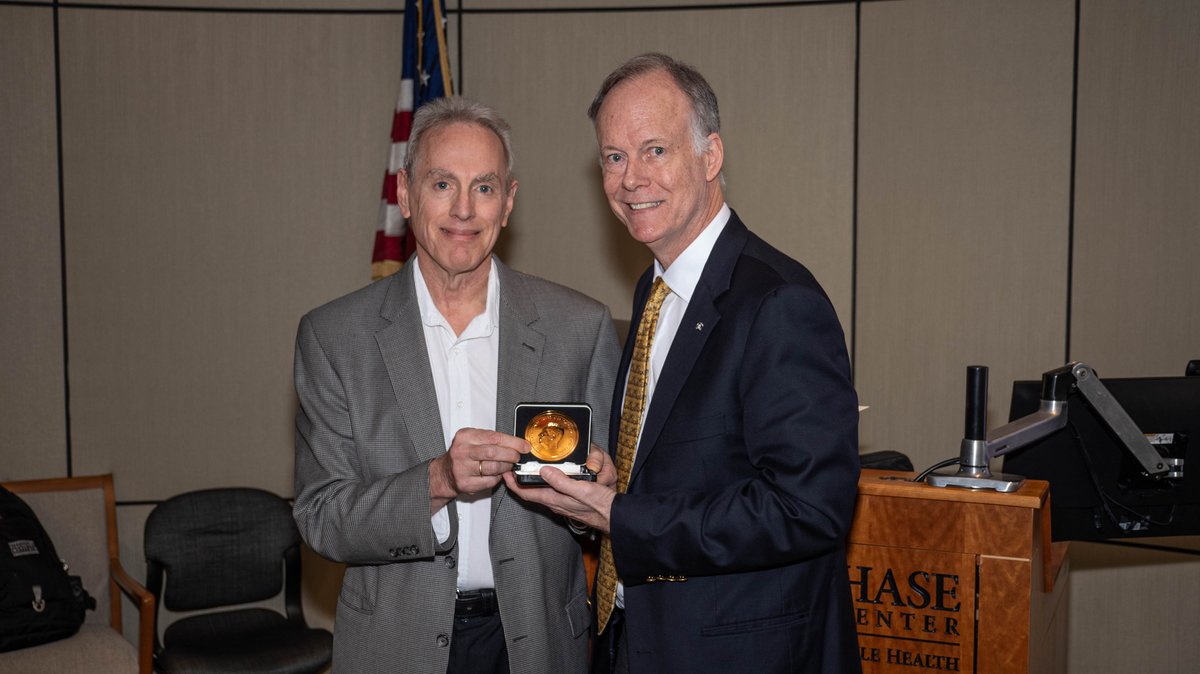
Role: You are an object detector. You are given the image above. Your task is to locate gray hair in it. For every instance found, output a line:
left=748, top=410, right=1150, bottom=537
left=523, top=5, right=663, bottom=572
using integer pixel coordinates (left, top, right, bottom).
left=404, top=96, right=516, bottom=187
left=587, top=52, right=721, bottom=156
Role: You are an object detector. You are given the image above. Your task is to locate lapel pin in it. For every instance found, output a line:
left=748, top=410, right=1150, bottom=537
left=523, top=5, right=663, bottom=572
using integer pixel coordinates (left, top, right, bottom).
left=695, top=322, right=704, bottom=332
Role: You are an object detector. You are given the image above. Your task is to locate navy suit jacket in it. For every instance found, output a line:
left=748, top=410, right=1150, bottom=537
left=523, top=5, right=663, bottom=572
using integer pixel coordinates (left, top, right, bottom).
left=609, top=212, right=862, bottom=673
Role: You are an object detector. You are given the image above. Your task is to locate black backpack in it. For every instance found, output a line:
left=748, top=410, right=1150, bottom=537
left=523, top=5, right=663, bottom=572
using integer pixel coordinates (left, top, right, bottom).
left=0, top=485, right=96, bottom=652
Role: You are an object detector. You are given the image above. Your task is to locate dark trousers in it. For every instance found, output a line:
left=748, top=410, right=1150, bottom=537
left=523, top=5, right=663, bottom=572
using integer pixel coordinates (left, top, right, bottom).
left=447, top=613, right=509, bottom=674
left=592, top=608, right=629, bottom=674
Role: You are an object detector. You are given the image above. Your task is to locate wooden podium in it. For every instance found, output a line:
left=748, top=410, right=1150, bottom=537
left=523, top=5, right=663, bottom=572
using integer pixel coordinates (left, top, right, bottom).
left=848, top=470, right=1070, bottom=674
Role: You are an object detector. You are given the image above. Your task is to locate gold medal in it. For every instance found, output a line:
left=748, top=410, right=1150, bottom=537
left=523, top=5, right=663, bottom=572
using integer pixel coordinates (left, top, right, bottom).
left=523, top=410, right=580, bottom=462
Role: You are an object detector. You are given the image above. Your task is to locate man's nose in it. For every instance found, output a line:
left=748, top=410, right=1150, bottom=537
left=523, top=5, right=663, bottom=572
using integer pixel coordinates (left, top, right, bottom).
left=621, top=159, right=649, bottom=191
left=450, top=189, right=474, bottom=218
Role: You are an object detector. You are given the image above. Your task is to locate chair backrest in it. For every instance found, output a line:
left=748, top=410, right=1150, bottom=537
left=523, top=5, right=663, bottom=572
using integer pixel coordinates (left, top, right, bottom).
left=2, top=475, right=120, bottom=628
left=143, top=487, right=299, bottom=614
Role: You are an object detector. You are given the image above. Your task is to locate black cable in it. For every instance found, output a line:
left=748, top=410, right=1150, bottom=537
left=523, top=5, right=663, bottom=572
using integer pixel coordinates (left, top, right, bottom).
left=912, top=457, right=960, bottom=483
left=1070, top=421, right=1174, bottom=532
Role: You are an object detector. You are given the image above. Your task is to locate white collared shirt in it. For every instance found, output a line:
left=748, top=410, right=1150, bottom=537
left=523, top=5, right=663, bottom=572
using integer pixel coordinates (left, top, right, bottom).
left=617, top=203, right=730, bottom=607
left=646, top=203, right=731, bottom=426
left=414, top=256, right=500, bottom=592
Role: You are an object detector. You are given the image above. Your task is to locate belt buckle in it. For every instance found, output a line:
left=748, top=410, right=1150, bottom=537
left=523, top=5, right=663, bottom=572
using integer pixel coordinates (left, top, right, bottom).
left=455, top=589, right=493, bottom=617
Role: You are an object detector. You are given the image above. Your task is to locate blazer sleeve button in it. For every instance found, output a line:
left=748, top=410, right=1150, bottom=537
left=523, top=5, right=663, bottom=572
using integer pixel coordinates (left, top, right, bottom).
left=437, top=634, right=450, bottom=647
left=445, top=555, right=456, bottom=569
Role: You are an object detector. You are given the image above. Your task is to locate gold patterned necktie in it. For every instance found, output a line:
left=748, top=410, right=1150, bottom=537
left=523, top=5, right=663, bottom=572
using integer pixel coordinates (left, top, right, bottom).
left=596, top=276, right=671, bottom=635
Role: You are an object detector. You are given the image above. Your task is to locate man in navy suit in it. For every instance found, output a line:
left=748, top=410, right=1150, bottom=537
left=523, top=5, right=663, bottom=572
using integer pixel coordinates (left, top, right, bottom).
left=506, top=53, right=862, bottom=673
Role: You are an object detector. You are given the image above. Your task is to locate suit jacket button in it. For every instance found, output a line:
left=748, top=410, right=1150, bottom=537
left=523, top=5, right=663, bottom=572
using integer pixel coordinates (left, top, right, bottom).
left=445, top=555, right=456, bottom=569
left=388, top=548, right=399, bottom=558
left=437, top=634, right=450, bottom=647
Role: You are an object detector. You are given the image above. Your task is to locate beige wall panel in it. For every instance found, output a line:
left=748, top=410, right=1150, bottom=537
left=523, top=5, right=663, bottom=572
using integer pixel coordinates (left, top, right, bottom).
left=97, top=0, right=405, bottom=8
left=461, top=5, right=856, bottom=333
left=856, top=0, right=1074, bottom=467
left=1067, top=540, right=1200, bottom=673
left=58, top=9, right=407, bottom=499
left=0, top=6, right=68, bottom=481
left=1071, top=0, right=1200, bottom=377
left=1064, top=3, right=1200, bottom=673
left=466, top=0, right=824, bottom=8
left=57, top=0, right=804, bottom=8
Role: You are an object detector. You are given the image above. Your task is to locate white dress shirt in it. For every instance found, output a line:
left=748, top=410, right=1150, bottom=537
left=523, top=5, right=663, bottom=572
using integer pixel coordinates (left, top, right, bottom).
left=617, top=203, right=730, bottom=607
left=415, top=256, right=500, bottom=592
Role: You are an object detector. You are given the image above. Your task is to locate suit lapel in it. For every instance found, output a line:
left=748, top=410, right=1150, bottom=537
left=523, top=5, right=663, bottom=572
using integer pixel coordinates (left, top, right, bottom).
left=375, top=265, right=447, bottom=464
left=493, top=260, right=545, bottom=519
left=628, top=214, right=748, bottom=485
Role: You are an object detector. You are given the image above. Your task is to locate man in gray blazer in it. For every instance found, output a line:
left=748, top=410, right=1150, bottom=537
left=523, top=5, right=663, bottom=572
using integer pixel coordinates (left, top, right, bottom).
left=293, top=96, right=620, bottom=673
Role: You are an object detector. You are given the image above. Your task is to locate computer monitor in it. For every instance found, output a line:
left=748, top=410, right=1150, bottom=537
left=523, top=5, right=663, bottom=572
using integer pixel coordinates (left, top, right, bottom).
left=1004, top=375, right=1199, bottom=542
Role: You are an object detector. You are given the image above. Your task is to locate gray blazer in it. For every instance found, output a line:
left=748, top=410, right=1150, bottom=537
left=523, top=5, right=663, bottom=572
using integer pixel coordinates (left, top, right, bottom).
left=293, top=258, right=619, bottom=674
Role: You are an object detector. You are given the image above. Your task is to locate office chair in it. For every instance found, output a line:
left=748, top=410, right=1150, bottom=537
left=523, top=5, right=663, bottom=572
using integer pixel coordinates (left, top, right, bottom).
left=144, top=487, right=332, bottom=674
left=1, top=474, right=155, bottom=673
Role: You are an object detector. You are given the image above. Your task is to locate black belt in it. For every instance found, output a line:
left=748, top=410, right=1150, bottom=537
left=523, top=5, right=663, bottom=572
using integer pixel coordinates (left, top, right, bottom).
left=455, top=588, right=498, bottom=618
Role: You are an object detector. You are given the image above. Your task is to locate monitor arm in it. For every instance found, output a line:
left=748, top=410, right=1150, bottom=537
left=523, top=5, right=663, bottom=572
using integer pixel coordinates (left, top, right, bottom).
left=926, top=362, right=1175, bottom=492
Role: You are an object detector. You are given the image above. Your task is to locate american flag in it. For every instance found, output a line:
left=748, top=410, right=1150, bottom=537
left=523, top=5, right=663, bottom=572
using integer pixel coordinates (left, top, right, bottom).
left=372, top=0, right=453, bottom=280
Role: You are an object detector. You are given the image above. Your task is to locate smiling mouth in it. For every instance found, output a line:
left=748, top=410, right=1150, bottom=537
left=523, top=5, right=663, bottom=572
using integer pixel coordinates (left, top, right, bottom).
left=629, top=201, right=663, bottom=211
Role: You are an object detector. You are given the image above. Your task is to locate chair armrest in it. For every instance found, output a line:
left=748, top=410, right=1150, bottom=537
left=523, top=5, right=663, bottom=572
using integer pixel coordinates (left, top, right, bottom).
left=111, top=559, right=156, bottom=674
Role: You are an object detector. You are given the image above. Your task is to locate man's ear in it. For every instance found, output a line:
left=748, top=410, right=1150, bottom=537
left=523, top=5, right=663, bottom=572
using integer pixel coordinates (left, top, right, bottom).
left=500, top=179, right=519, bottom=228
left=396, top=170, right=412, bottom=218
left=704, top=133, right=724, bottom=182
